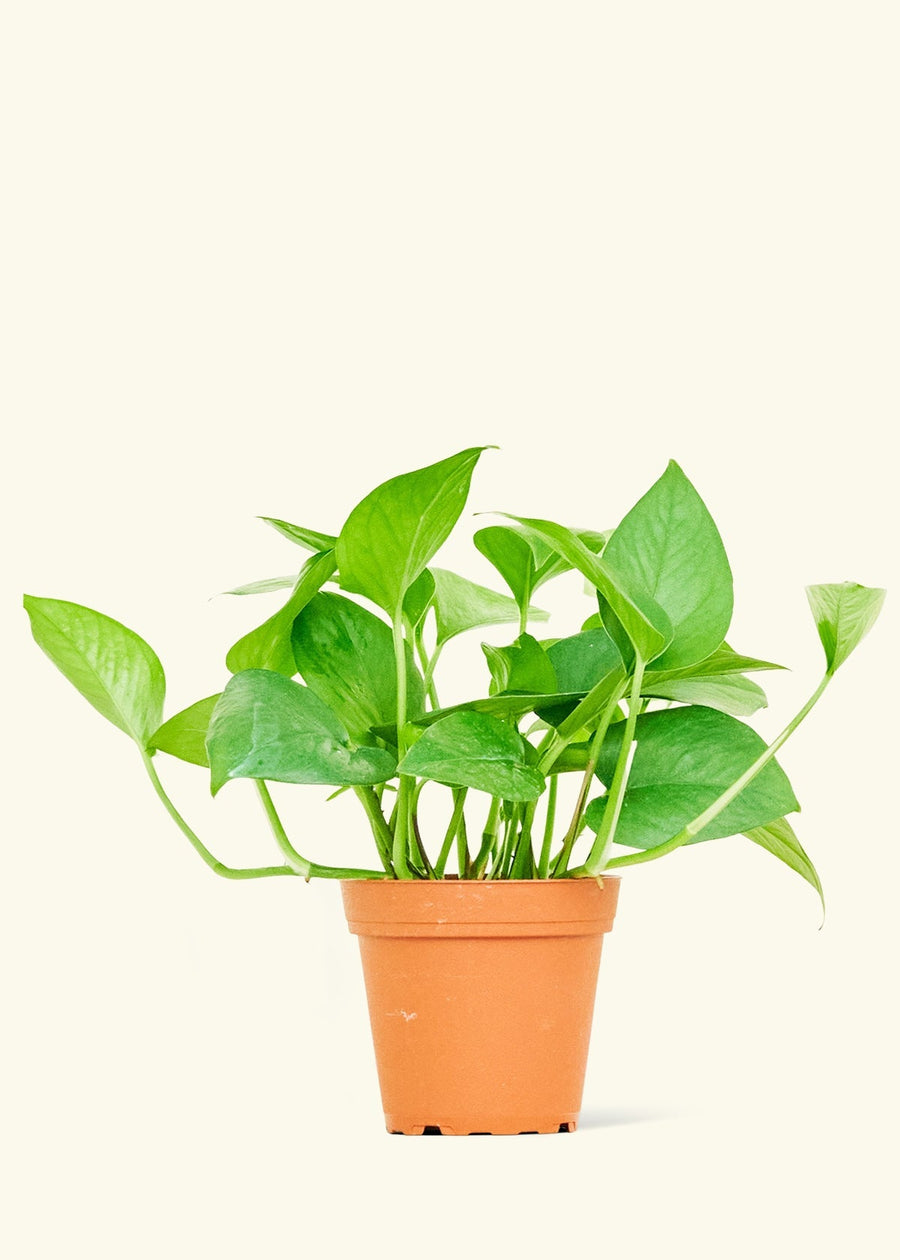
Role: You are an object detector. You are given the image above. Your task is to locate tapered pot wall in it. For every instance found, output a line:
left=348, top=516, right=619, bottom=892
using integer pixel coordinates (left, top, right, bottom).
left=341, top=878, right=620, bottom=1135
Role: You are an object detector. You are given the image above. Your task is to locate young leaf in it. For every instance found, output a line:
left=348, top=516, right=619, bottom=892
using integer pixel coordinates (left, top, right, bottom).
left=600, top=461, right=733, bottom=670
left=500, top=514, right=673, bottom=663
left=398, top=711, right=545, bottom=801
left=259, top=517, right=338, bottom=552
left=482, top=634, right=558, bottom=695
left=584, top=705, right=799, bottom=849
left=226, top=550, right=337, bottom=676
left=806, top=582, right=886, bottom=675
left=431, top=567, right=545, bottom=647
left=745, top=816, right=824, bottom=916
left=336, top=447, right=490, bottom=617
left=221, top=576, right=298, bottom=597
left=150, top=695, right=221, bottom=767
left=473, top=526, right=537, bottom=613
left=207, top=669, right=396, bottom=795
left=642, top=674, right=768, bottom=717
left=291, top=592, right=424, bottom=739
left=23, top=595, right=165, bottom=746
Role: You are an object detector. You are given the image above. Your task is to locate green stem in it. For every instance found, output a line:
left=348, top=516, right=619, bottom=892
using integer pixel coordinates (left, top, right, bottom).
left=456, top=811, right=470, bottom=879
left=472, top=797, right=502, bottom=879
left=255, top=781, right=388, bottom=880
left=353, top=787, right=395, bottom=874
left=422, top=641, right=445, bottom=701
left=581, top=657, right=645, bottom=874
left=537, top=775, right=558, bottom=879
left=551, top=682, right=627, bottom=876
left=140, top=752, right=295, bottom=880
left=435, top=788, right=467, bottom=878
left=596, top=673, right=832, bottom=874
left=414, top=625, right=440, bottom=710
left=392, top=616, right=414, bottom=879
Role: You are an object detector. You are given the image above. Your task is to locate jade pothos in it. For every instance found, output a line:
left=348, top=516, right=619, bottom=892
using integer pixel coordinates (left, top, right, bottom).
left=24, top=450, right=885, bottom=911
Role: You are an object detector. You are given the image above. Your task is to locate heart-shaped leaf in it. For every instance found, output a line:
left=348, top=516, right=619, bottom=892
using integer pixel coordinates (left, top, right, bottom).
left=337, top=448, right=490, bottom=617
left=600, top=461, right=733, bottom=670
left=585, top=705, right=798, bottom=849
left=207, top=669, right=396, bottom=795
left=292, top=592, right=424, bottom=739
left=432, top=567, right=543, bottom=646
left=398, top=711, right=545, bottom=801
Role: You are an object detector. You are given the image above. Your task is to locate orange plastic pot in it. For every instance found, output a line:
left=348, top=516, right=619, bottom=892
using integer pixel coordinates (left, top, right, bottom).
left=341, top=877, right=620, bottom=1135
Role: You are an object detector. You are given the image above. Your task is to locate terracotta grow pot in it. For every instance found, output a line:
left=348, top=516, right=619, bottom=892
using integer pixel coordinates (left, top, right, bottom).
left=341, top=876, right=620, bottom=1135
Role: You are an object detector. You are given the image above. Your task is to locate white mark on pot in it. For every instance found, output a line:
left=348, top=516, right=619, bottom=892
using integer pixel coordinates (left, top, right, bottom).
left=388, top=1009, right=418, bottom=1022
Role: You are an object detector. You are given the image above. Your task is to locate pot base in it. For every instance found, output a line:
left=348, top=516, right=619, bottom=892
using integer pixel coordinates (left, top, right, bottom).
left=386, top=1114, right=577, bottom=1136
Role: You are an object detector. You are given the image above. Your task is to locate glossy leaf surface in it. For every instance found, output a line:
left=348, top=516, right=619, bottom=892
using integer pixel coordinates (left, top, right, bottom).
left=337, top=448, right=489, bottom=616
left=601, top=461, right=733, bottom=670
left=585, top=705, right=798, bottom=849
left=207, top=670, right=396, bottom=795
left=482, top=633, right=558, bottom=695
left=221, top=576, right=298, bottom=597
left=291, top=592, right=424, bottom=738
left=24, top=596, right=165, bottom=745
left=398, top=711, right=545, bottom=801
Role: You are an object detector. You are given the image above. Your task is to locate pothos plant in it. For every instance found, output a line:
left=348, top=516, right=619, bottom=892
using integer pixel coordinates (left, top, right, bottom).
left=24, top=449, right=884, bottom=907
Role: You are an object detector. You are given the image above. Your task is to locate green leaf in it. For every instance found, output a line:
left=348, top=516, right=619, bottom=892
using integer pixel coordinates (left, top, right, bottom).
left=402, top=569, right=435, bottom=632
left=336, top=447, right=490, bottom=617
left=584, top=706, right=799, bottom=849
left=23, top=595, right=165, bottom=746
left=745, top=816, right=825, bottom=917
left=150, top=695, right=221, bottom=767
left=398, top=711, right=545, bottom=801
left=642, top=674, right=768, bottom=717
left=207, top=669, right=396, bottom=795
left=221, top=576, right=298, bottom=596
left=225, top=550, right=337, bottom=676
left=500, top=514, right=673, bottom=663
left=546, top=628, right=622, bottom=693
left=600, top=461, right=733, bottom=670
left=259, top=517, right=337, bottom=552
left=432, top=567, right=545, bottom=647
left=482, top=634, right=558, bottom=695
left=806, top=582, right=886, bottom=675
left=473, top=525, right=537, bottom=613
left=644, top=645, right=784, bottom=685
left=291, top=592, right=424, bottom=739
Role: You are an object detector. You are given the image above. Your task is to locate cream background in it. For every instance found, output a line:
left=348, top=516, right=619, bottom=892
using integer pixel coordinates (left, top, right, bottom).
left=2, top=3, right=898, bottom=1258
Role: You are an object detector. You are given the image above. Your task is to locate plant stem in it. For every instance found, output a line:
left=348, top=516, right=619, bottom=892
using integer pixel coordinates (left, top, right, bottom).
left=551, top=684, right=627, bottom=876
left=472, top=796, right=502, bottom=878
left=596, top=673, right=832, bottom=873
left=392, top=616, right=414, bottom=879
left=581, top=657, right=645, bottom=874
left=537, top=775, right=558, bottom=878
left=255, top=781, right=389, bottom=880
left=353, top=787, right=395, bottom=874
left=140, top=752, right=295, bottom=880
left=414, top=624, right=440, bottom=710
left=435, top=788, right=467, bottom=878
left=422, top=641, right=445, bottom=701
left=456, top=811, right=470, bottom=878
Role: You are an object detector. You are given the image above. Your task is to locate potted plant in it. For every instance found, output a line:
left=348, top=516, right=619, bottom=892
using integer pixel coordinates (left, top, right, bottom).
left=24, top=448, right=884, bottom=1135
